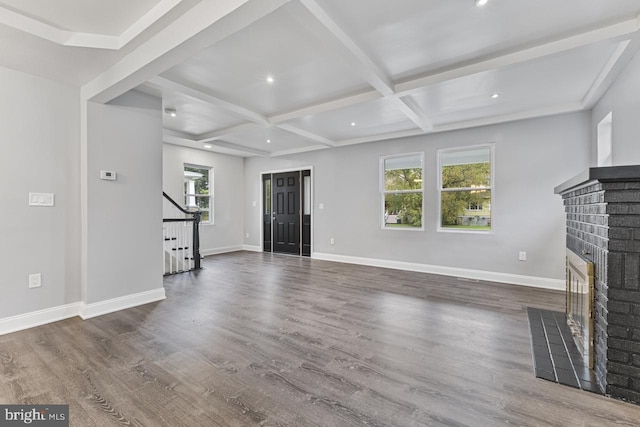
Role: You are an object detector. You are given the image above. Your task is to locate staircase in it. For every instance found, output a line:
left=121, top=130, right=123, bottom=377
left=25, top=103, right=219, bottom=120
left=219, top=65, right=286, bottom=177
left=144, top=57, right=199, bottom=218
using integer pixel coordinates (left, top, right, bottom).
left=163, top=192, right=202, bottom=275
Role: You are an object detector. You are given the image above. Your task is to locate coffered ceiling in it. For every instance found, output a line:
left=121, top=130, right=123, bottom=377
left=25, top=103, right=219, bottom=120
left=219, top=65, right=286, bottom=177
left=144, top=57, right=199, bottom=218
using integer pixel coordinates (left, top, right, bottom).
left=2, top=0, right=640, bottom=157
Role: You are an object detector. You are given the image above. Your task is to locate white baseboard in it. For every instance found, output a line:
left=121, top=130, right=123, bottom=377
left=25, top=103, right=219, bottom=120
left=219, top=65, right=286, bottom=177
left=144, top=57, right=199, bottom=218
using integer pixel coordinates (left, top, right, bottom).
left=0, top=302, right=82, bottom=336
left=201, top=245, right=244, bottom=256
left=312, top=252, right=564, bottom=291
left=242, top=245, right=262, bottom=252
left=79, top=288, right=166, bottom=320
left=0, top=288, right=168, bottom=335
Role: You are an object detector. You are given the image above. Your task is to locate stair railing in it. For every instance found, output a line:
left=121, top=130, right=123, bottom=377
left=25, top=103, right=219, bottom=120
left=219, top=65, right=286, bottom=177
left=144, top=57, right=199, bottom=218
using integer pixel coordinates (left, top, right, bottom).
left=163, top=192, right=202, bottom=274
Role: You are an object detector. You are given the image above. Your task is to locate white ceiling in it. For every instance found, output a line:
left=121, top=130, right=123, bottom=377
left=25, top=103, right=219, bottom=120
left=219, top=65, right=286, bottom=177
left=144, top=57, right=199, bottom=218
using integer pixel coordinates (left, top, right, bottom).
left=2, top=0, right=640, bottom=157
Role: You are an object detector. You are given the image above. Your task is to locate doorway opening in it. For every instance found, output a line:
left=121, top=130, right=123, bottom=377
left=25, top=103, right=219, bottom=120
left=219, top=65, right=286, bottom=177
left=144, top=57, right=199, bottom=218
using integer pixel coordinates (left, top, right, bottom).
left=262, top=169, right=311, bottom=256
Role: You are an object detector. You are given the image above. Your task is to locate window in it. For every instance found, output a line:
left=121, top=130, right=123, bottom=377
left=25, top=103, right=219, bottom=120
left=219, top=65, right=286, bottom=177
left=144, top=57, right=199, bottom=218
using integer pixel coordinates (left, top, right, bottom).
left=597, top=112, right=612, bottom=167
left=184, top=164, right=212, bottom=223
left=381, top=153, right=423, bottom=229
left=439, top=145, right=493, bottom=232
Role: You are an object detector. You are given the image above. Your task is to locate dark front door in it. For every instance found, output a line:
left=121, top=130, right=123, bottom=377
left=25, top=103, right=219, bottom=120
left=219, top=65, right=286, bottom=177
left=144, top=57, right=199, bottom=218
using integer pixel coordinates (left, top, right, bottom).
left=262, top=174, right=272, bottom=252
left=273, top=171, right=300, bottom=254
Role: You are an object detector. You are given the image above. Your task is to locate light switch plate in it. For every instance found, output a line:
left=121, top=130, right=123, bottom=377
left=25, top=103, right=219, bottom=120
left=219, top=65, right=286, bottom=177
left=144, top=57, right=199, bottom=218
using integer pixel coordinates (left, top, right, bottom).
left=29, top=193, right=54, bottom=206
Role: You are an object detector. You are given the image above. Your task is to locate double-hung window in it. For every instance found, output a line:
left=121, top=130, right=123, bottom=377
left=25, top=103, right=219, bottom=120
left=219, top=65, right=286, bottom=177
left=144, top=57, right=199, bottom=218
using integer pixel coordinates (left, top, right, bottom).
left=438, top=145, right=493, bottom=232
left=381, top=153, right=423, bottom=229
left=184, top=164, right=213, bottom=224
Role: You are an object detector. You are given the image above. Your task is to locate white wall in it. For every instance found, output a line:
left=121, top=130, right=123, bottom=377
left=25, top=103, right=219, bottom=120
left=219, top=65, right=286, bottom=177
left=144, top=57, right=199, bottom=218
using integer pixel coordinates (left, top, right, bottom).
left=592, top=50, right=640, bottom=165
left=244, top=112, right=591, bottom=285
left=162, top=144, right=244, bottom=254
left=86, top=90, right=163, bottom=304
left=0, top=66, right=80, bottom=318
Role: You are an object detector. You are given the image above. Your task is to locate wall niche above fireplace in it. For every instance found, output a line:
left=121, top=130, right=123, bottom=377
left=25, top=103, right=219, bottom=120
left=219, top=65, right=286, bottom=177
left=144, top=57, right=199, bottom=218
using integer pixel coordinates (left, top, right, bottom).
left=556, top=165, right=640, bottom=404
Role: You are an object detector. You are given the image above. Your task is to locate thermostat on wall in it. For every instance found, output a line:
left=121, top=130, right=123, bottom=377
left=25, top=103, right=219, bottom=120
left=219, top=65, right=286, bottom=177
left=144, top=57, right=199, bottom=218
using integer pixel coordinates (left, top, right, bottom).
left=100, top=170, right=117, bottom=181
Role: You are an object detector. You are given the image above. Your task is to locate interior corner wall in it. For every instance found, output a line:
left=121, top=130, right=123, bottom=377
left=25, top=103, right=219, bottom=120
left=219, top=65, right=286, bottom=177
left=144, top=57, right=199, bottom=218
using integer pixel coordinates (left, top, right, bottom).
left=243, top=112, right=591, bottom=284
left=86, top=90, right=163, bottom=304
left=592, top=49, right=640, bottom=166
left=162, top=144, right=244, bottom=254
left=0, top=66, right=80, bottom=319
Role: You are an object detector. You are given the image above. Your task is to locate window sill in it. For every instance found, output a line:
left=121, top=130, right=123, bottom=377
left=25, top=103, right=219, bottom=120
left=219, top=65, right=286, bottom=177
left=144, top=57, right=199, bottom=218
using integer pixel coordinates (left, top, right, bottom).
left=437, top=227, right=493, bottom=235
left=381, top=226, right=424, bottom=232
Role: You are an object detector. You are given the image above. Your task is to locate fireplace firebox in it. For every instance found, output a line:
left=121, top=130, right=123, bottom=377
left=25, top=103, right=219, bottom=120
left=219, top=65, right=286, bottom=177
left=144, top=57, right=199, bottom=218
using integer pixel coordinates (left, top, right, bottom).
left=565, top=248, right=595, bottom=369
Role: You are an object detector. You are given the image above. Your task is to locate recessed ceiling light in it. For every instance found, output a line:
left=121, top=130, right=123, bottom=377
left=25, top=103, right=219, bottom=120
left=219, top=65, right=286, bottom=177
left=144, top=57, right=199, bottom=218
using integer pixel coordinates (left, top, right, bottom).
left=491, top=93, right=500, bottom=99
left=350, top=122, right=356, bottom=127
left=475, top=0, right=488, bottom=6
left=204, top=144, right=212, bottom=149
left=164, top=108, right=177, bottom=117
left=266, top=139, right=271, bottom=143
left=266, top=76, right=275, bottom=84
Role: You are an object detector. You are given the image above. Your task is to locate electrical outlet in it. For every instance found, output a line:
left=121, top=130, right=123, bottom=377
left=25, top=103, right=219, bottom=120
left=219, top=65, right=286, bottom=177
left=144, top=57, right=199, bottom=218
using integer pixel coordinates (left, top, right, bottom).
left=330, top=238, right=335, bottom=245
left=519, top=251, right=527, bottom=261
left=29, top=273, right=41, bottom=288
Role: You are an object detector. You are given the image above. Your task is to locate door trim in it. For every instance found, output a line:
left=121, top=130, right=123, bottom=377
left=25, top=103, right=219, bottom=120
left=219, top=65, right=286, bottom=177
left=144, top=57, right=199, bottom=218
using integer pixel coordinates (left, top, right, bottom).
left=259, top=166, right=313, bottom=257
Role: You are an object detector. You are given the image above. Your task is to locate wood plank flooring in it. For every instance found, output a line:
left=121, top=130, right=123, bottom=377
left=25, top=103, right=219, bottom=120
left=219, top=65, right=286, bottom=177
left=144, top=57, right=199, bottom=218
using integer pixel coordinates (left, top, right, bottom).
left=2, top=251, right=640, bottom=426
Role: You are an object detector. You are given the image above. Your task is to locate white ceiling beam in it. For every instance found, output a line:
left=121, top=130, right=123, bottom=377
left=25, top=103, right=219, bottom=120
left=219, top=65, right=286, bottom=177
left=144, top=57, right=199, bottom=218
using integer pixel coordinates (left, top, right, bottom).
left=209, top=141, right=270, bottom=157
left=163, top=133, right=267, bottom=157
left=582, top=38, right=637, bottom=108
left=270, top=145, right=329, bottom=157
left=118, top=0, right=184, bottom=49
left=338, top=129, right=424, bottom=147
left=149, top=76, right=269, bottom=125
left=83, top=0, right=292, bottom=103
left=0, top=6, right=71, bottom=46
left=268, top=90, right=381, bottom=124
left=298, top=0, right=434, bottom=138
left=197, top=123, right=260, bottom=143
left=163, top=129, right=198, bottom=144
left=389, top=98, right=432, bottom=132
left=162, top=128, right=269, bottom=157
left=298, top=0, right=394, bottom=96
left=337, top=102, right=585, bottom=147
left=0, top=0, right=182, bottom=50
left=276, top=124, right=337, bottom=147
left=432, top=103, right=584, bottom=134
left=395, top=16, right=640, bottom=97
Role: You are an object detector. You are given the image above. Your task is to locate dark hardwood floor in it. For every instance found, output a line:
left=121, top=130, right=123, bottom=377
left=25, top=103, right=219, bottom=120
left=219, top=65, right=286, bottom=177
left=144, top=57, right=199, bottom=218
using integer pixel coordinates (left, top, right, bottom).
left=2, top=251, right=640, bottom=426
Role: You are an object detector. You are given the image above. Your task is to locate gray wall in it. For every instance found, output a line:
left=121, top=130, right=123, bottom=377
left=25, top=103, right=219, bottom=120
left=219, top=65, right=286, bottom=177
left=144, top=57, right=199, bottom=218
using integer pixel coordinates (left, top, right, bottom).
left=592, top=50, right=640, bottom=166
left=244, top=112, right=591, bottom=281
left=162, top=144, right=244, bottom=253
left=86, top=90, right=163, bottom=304
left=0, top=66, right=80, bottom=318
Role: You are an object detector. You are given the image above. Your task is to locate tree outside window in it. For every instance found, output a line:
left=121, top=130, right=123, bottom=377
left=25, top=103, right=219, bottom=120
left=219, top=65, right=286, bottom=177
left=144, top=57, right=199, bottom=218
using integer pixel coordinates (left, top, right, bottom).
left=439, top=146, right=492, bottom=231
left=184, top=165, right=212, bottom=223
left=381, top=154, right=423, bottom=229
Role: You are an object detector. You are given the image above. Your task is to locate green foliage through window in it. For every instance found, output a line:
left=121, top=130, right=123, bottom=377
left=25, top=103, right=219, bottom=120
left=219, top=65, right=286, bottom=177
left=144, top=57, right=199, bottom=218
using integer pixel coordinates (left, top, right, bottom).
left=184, top=165, right=212, bottom=223
left=439, top=147, right=492, bottom=230
left=382, top=155, right=423, bottom=228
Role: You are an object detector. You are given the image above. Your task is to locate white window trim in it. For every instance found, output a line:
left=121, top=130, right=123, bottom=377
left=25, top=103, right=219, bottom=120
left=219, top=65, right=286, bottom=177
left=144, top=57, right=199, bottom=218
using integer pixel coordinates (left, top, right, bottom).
left=184, top=163, right=214, bottom=225
left=437, top=144, right=494, bottom=234
left=380, top=152, right=425, bottom=231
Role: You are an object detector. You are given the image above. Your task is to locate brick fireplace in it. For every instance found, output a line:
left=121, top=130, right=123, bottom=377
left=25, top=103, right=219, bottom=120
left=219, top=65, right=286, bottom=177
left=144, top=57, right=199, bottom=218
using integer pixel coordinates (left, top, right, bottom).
left=556, top=165, right=640, bottom=403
